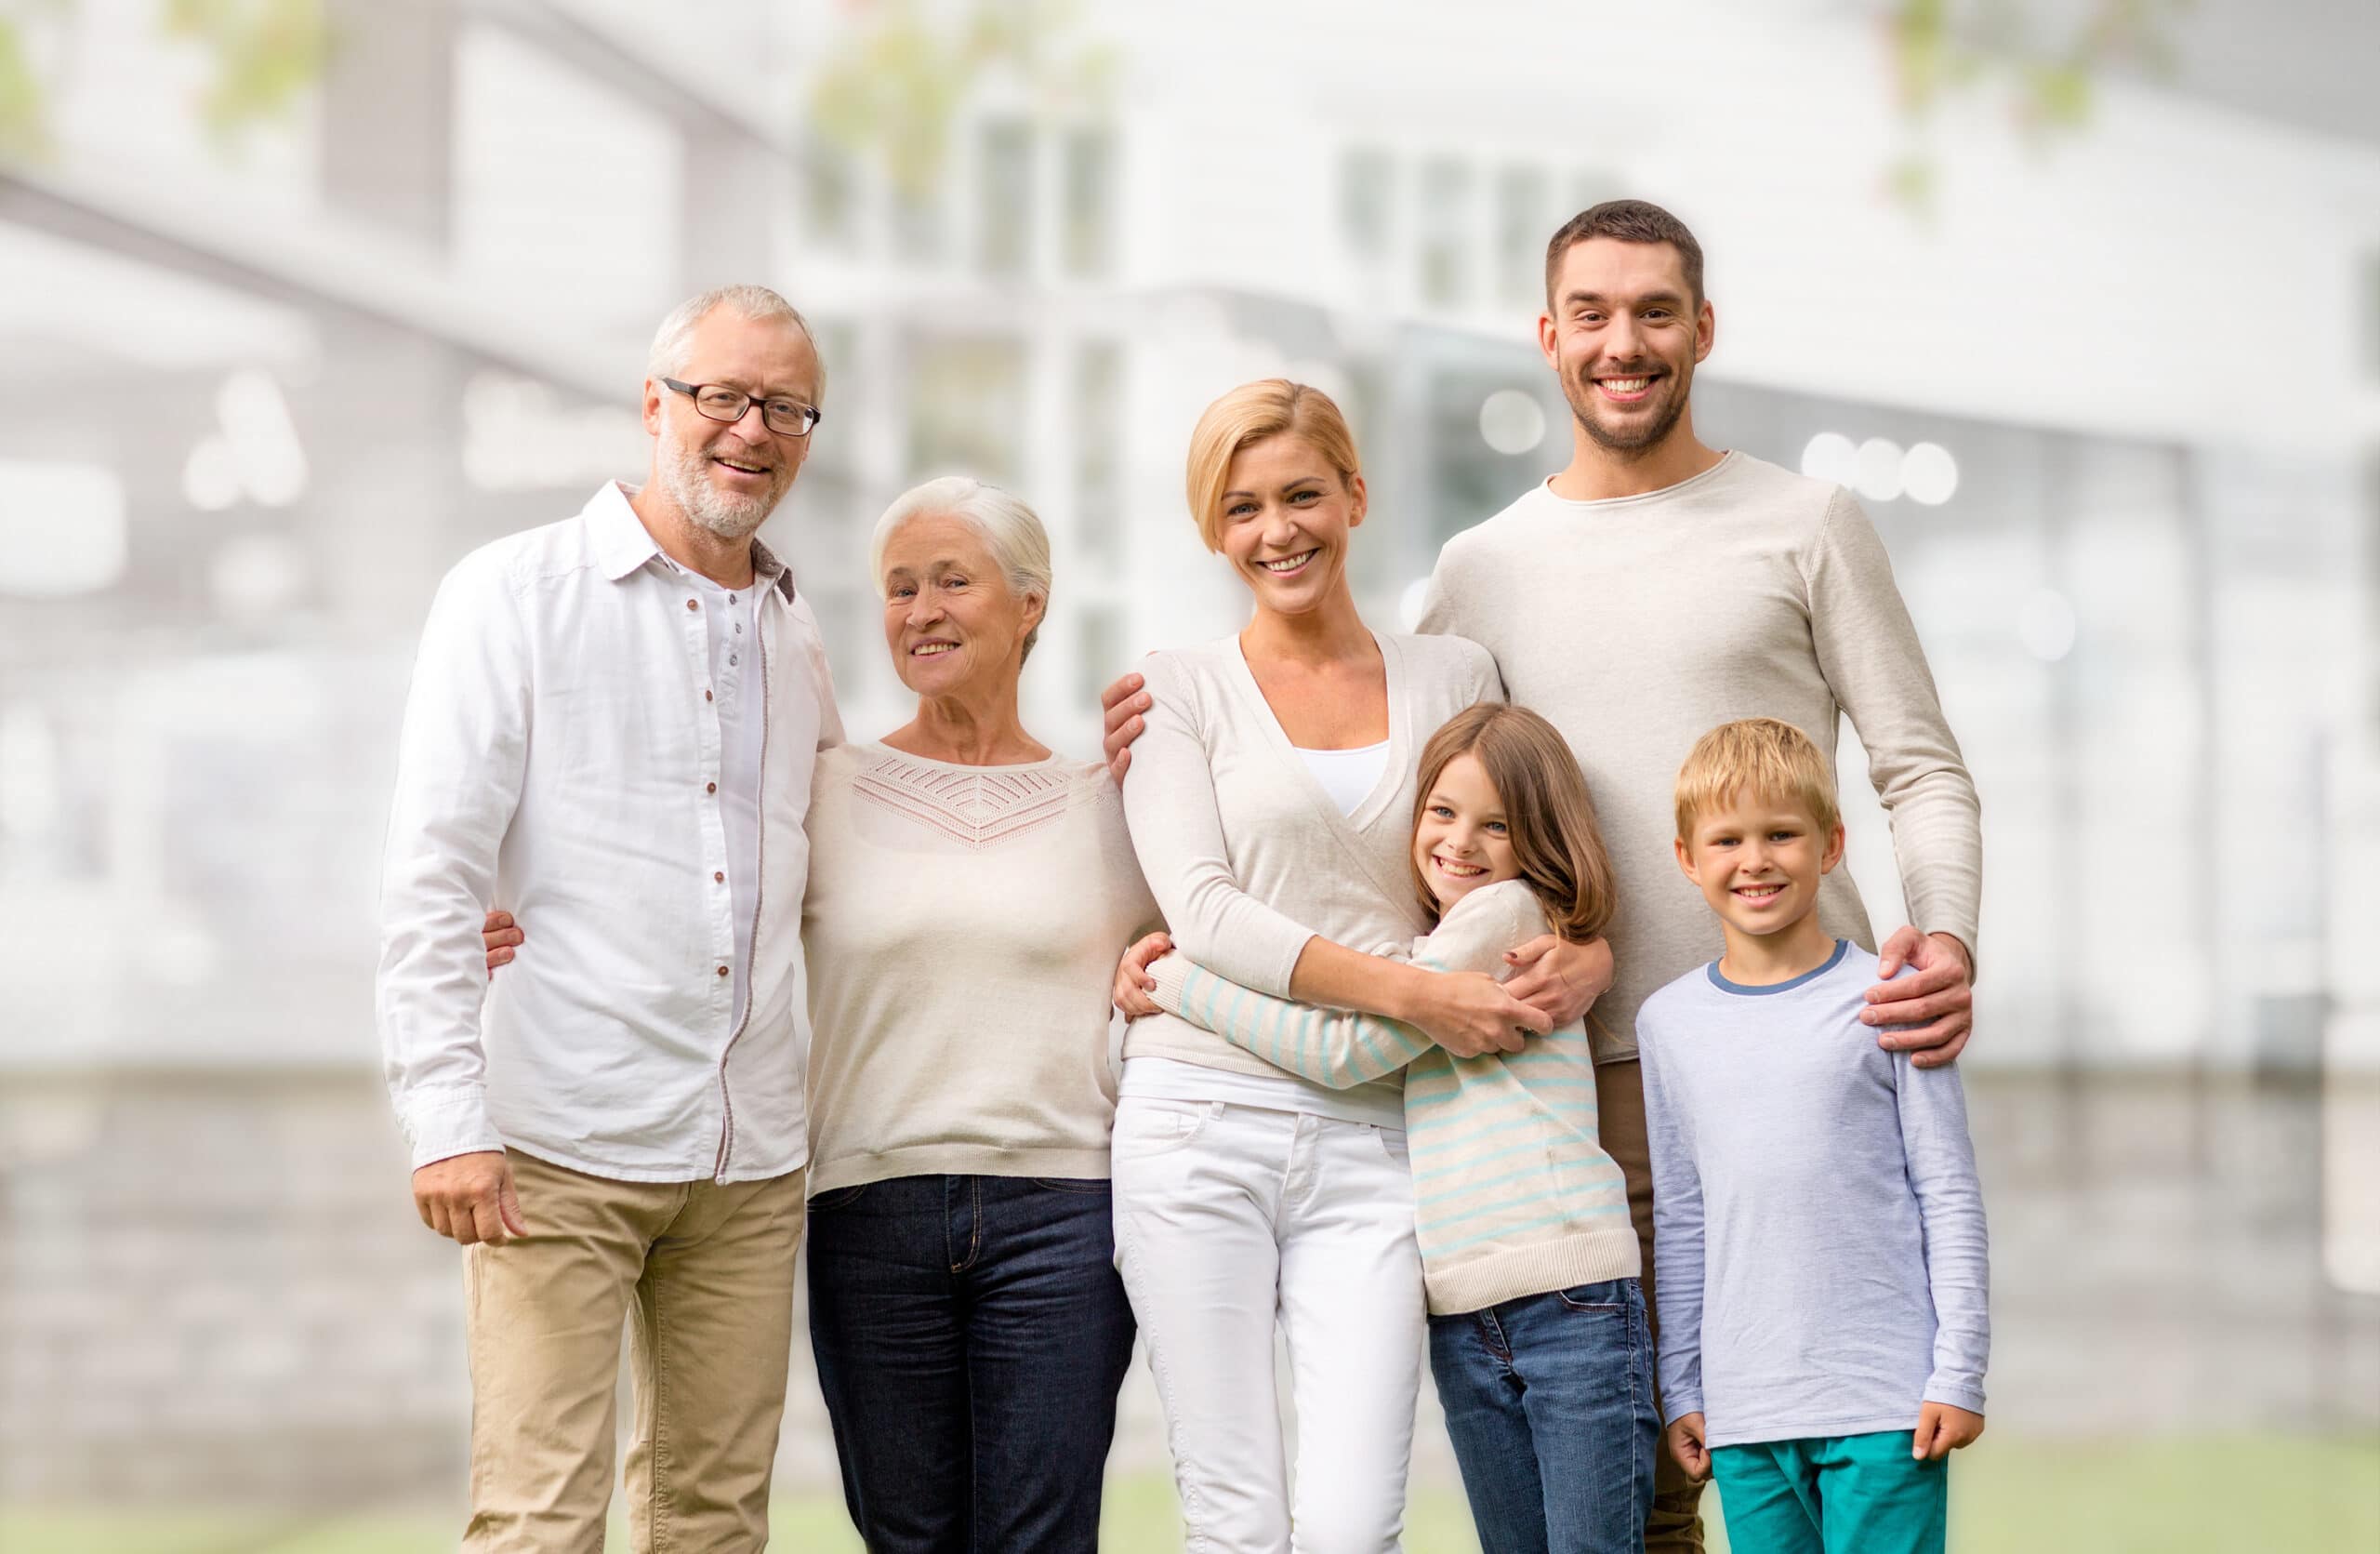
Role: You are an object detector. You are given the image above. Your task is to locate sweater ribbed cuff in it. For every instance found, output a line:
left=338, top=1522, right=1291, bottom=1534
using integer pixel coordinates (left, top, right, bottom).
left=1147, top=955, right=1193, bottom=1019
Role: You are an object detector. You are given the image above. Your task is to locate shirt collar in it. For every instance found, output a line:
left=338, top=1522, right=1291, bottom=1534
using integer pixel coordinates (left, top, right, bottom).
left=583, top=480, right=799, bottom=602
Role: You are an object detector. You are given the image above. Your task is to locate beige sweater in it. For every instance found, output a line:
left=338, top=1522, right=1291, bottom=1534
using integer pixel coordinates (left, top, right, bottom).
left=801, top=743, right=1158, bottom=1193
left=1420, top=452, right=1981, bottom=1064
left=1117, top=631, right=1501, bottom=1099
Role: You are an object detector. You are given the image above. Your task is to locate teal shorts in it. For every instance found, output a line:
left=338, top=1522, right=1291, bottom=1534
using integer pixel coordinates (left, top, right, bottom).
left=1710, top=1430, right=1948, bottom=1554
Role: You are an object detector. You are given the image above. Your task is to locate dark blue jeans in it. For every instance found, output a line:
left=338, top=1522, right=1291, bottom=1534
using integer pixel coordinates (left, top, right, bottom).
left=1427, top=1276, right=1659, bottom=1554
left=806, top=1173, right=1137, bottom=1553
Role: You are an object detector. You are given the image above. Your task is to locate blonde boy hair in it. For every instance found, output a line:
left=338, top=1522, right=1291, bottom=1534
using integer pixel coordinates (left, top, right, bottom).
left=1673, top=718, right=1841, bottom=842
left=1183, top=379, right=1362, bottom=552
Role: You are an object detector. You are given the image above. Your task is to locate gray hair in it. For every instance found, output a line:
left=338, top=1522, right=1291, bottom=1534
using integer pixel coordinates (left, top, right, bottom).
left=869, top=476, right=1053, bottom=660
left=645, top=284, right=826, bottom=402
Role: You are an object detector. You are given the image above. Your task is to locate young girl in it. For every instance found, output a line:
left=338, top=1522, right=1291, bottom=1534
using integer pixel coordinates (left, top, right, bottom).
left=1134, top=701, right=1656, bottom=1554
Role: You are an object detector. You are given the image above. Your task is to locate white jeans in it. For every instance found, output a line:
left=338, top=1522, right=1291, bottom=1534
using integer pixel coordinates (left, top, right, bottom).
left=1111, top=1096, right=1424, bottom=1554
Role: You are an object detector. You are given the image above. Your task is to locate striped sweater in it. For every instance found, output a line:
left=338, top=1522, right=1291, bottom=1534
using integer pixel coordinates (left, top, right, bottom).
left=1147, top=879, right=1640, bottom=1315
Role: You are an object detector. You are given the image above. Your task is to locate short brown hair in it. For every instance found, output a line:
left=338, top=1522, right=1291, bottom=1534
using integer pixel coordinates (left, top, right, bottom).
left=1673, top=718, right=1841, bottom=843
left=1543, top=199, right=1705, bottom=309
left=1183, top=379, right=1362, bottom=552
left=1410, top=703, right=1618, bottom=945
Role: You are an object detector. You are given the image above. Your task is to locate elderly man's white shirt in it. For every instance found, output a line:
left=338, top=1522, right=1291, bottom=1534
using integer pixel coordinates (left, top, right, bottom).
left=377, top=482, right=841, bottom=1183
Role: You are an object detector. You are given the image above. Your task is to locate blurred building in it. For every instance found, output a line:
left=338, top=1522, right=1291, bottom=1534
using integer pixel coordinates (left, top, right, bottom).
left=1, top=0, right=2376, bottom=1517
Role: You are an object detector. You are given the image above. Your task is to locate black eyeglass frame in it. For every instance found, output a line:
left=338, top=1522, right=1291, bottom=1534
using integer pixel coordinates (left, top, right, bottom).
left=659, top=377, right=824, bottom=437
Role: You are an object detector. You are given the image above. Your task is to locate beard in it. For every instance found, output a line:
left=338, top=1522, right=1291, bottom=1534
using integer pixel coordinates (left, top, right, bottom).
left=660, top=435, right=787, bottom=541
left=1561, top=362, right=1692, bottom=456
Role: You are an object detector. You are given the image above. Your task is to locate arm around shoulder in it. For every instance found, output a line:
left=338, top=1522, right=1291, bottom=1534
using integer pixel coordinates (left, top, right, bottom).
left=1806, top=488, right=1982, bottom=957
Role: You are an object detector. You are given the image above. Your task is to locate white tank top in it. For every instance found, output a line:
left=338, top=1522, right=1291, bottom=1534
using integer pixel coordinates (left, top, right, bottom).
left=1297, top=739, right=1391, bottom=817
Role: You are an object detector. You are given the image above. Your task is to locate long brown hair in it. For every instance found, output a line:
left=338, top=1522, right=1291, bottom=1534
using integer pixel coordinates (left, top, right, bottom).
left=1409, top=703, right=1618, bottom=945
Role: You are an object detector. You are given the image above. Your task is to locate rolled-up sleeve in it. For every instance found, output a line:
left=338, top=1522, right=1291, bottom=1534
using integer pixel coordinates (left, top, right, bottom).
left=375, top=551, right=532, bottom=1169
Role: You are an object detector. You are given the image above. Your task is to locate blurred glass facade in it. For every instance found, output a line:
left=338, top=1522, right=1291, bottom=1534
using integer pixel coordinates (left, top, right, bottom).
left=1, top=0, right=2375, bottom=1546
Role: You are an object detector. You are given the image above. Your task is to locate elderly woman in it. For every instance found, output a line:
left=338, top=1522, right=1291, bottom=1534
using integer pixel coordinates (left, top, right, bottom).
left=483, top=476, right=1156, bottom=1552
left=796, top=475, right=1155, bottom=1551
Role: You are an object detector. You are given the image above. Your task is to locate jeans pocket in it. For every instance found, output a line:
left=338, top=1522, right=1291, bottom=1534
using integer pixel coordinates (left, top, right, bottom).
left=1372, top=1124, right=1412, bottom=1166
left=1554, top=1277, right=1633, bottom=1313
left=807, top=1183, right=869, bottom=1212
left=1031, top=1176, right=1114, bottom=1194
left=1109, top=1100, right=1214, bottom=1159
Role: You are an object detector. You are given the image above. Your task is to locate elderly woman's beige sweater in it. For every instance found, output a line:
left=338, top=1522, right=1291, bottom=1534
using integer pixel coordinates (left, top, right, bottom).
left=800, top=743, right=1158, bottom=1194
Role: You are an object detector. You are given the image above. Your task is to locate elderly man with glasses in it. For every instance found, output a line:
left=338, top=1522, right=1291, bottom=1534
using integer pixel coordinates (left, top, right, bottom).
left=376, top=285, right=840, bottom=1551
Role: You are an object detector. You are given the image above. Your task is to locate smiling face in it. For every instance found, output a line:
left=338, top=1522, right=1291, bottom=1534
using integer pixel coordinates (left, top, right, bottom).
left=645, top=307, right=819, bottom=541
left=879, top=513, right=1043, bottom=703
left=1411, top=751, right=1523, bottom=912
left=1673, top=788, right=1845, bottom=946
left=1215, top=433, right=1366, bottom=618
left=1540, top=236, right=1713, bottom=458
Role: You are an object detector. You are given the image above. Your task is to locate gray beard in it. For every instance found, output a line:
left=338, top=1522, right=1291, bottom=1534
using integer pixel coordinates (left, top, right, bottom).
left=664, top=445, right=777, bottom=540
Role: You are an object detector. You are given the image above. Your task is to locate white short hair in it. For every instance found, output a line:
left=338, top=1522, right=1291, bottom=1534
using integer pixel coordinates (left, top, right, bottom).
left=646, top=285, right=826, bottom=402
left=869, top=476, right=1054, bottom=660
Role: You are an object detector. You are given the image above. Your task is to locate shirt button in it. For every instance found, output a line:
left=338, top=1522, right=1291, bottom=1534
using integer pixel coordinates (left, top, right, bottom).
left=686, top=599, right=698, bottom=611
left=705, top=689, right=714, bottom=701
left=729, top=655, right=739, bottom=667
left=714, top=871, right=725, bottom=883
left=734, top=623, right=744, bottom=635
left=728, top=593, right=736, bottom=604
left=706, top=781, right=717, bottom=793
left=717, top=965, right=730, bottom=977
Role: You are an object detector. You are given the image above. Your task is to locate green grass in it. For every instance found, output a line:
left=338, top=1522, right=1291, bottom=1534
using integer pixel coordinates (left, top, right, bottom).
left=5, top=1435, right=2373, bottom=1552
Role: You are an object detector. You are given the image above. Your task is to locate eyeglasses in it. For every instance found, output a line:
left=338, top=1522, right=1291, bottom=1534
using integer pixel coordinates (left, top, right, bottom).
left=659, top=378, right=823, bottom=438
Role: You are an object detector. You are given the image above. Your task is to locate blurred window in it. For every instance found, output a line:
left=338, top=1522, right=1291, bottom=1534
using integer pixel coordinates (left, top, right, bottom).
left=1074, top=340, right=1122, bottom=566
left=2364, top=247, right=2380, bottom=382
left=906, top=334, right=1027, bottom=484
left=978, top=117, right=1035, bottom=277
left=1078, top=604, right=1121, bottom=709
left=803, top=144, right=860, bottom=255
left=1061, top=126, right=1117, bottom=277
left=1570, top=170, right=1616, bottom=219
left=452, top=24, right=679, bottom=321
left=1418, top=158, right=1474, bottom=309
left=1496, top=165, right=1549, bottom=305
left=893, top=183, right=944, bottom=265
left=1339, top=147, right=1393, bottom=258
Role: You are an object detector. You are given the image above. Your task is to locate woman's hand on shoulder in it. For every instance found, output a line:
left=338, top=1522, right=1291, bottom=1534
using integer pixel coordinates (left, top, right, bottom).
left=1100, top=671, right=1151, bottom=785
left=1503, top=934, right=1614, bottom=1029
left=1113, top=931, right=1172, bottom=1020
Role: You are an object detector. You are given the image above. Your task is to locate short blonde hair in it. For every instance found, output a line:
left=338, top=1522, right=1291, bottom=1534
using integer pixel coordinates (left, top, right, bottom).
left=1673, top=718, right=1841, bottom=842
left=869, top=475, right=1053, bottom=660
left=1183, top=379, right=1362, bottom=552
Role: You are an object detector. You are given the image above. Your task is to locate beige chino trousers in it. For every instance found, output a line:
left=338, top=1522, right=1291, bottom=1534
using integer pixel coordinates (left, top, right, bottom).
left=462, top=1148, right=805, bottom=1554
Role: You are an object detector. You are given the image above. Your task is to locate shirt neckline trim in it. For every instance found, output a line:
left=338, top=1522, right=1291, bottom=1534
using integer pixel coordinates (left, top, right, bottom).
left=1706, top=937, right=1850, bottom=996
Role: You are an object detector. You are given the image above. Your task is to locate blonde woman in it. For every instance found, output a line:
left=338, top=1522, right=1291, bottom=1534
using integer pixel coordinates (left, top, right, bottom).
left=1109, top=381, right=1608, bottom=1551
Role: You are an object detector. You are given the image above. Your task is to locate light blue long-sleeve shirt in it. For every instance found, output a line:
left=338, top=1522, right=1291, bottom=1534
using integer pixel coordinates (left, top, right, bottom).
left=1638, top=940, right=1990, bottom=1446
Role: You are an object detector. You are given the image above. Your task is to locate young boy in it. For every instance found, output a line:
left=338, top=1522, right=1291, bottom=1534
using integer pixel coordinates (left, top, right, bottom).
left=1637, top=718, right=1990, bottom=1554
